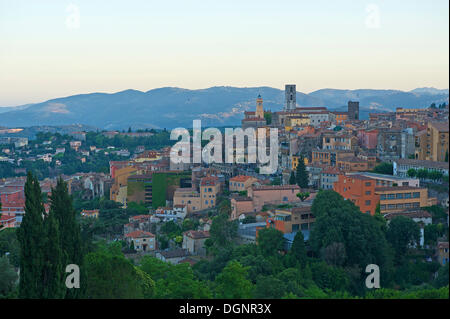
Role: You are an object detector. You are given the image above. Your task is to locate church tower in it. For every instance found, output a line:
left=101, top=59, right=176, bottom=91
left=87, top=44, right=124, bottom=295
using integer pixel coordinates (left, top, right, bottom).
left=285, top=84, right=296, bottom=111
left=256, top=94, right=264, bottom=119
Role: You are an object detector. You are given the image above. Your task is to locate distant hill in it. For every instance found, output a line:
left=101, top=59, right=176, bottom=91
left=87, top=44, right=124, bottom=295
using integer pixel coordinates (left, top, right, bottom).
left=0, top=86, right=447, bottom=130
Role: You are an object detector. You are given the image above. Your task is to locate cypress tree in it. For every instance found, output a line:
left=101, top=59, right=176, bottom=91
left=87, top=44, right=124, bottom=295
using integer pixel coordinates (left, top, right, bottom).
left=289, top=171, right=296, bottom=185
left=49, top=177, right=83, bottom=298
left=42, top=212, right=65, bottom=298
left=295, top=155, right=309, bottom=188
left=17, top=172, right=46, bottom=298
left=290, top=231, right=307, bottom=267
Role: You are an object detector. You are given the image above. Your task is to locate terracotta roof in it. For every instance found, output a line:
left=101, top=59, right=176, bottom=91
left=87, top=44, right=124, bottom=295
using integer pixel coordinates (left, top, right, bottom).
left=252, top=185, right=300, bottom=191
left=200, top=176, right=219, bottom=186
left=125, top=230, right=155, bottom=238
left=183, top=230, right=210, bottom=239
left=230, top=175, right=254, bottom=182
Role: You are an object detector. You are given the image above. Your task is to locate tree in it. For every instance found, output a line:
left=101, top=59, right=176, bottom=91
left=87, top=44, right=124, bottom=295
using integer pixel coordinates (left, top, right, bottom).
left=295, top=155, right=309, bottom=188
left=42, top=212, right=65, bottom=299
left=264, top=112, right=272, bottom=125
left=257, top=228, right=285, bottom=257
left=296, top=192, right=310, bottom=202
left=0, top=255, right=18, bottom=298
left=373, top=162, right=393, bottom=175
left=214, top=261, right=253, bottom=298
left=288, top=231, right=307, bottom=267
left=83, top=244, right=149, bottom=298
left=289, top=171, right=296, bottom=185
left=17, top=172, right=46, bottom=298
left=386, top=216, right=420, bottom=262
left=407, top=168, right=417, bottom=178
left=254, top=276, right=286, bottom=298
left=320, top=242, right=347, bottom=267
left=208, top=213, right=238, bottom=251
left=309, top=190, right=393, bottom=274
left=49, top=177, right=83, bottom=298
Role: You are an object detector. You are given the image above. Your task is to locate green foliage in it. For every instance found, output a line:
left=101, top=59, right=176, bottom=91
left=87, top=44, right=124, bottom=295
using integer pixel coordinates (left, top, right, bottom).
left=0, top=255, right=18, bottom=298
left=208, top=213, right=238, bottom=254
left=83, top=245, right=151, bottom=298
left=17, top=172, right=46, bottom=298
left=309, top=190, right=393, bottom=279
left=373, top=162, right=393, bottom=175
left=257, top=228, right=284, bottom=257
left=296, top=192, right=310, bottom=202
left=214, top=261, right=254, bottom=298
left=287, top=231, right=307, bottom=267
left=386, top=216, right=420, bottom=262
left=296, top=155, right=309, bottom=188
left=264, top=112, right=272, bottom=125
left=0, top=228, right=20, bottom=268
left=289, top=171, right=296, bottom=185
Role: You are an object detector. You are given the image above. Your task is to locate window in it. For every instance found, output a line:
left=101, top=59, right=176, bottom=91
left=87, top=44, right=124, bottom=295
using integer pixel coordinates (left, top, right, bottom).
left=205, top=201, right=208, bottom=205
left=387, top=194, right=395, bottom=200
left=365, top=182, right=371, bottom=186
left=396, top=193, right=404, bottom=199
left=404, top=193, right=412, bottom=199
left=380, top=194, right=386, bottom=200
left=365, top=200, right=371, bottom=205
left=387, top=204, right=396, bottom=210
left=413, top=192, right=420, bottom=198
left=380, top=205, right=386, bottom=210
left=365, top=191, right=371, bottom=195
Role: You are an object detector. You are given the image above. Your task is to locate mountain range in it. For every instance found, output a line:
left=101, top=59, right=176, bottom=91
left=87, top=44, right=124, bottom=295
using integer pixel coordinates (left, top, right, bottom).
left=0, top=87, right=448, bottom=130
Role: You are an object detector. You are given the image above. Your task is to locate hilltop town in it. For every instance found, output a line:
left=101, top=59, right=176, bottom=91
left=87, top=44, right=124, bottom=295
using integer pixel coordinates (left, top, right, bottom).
left=1, top=84, right=449, bottom=299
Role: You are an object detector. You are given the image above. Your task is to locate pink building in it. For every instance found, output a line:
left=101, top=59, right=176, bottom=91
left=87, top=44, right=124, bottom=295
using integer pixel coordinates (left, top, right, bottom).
left=358, top=129, right=378, bottom=150
left=248, top=185, right=301, bottom=212
left=231, top=197, right=255, bottom=220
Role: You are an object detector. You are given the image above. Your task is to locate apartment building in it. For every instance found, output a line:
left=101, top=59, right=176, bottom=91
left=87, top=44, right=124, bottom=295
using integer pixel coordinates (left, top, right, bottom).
left=376, top=186, right=435, bottom=214
left=415, top=122, right=449, bottom=162
left=229, top=175, right=259, bottom=192
left=333, top=174, right=379, bottom=215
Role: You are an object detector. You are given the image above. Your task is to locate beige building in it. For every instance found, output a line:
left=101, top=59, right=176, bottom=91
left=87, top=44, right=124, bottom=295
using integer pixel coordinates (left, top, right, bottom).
left=110, top=166, right=138, bottom=207
left=125, top=230, right=155, bottom=253
left=182, top=230, right=210, bottom=256
left=415, top=122, right=449, bottom=162
left=376, top=186, right=436, bottom=214
left=229, top=175, right=259, bottom=192
left=173, top=176, right=220, bottom=213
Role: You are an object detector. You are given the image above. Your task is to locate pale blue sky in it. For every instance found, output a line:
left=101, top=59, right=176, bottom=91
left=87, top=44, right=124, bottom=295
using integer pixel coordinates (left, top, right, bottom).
left=0, top=0, right=448, bottom=105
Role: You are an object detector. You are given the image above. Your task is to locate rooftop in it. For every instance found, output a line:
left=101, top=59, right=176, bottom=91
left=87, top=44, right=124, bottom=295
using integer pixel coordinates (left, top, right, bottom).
left=125, top=230, right=155, bottom=238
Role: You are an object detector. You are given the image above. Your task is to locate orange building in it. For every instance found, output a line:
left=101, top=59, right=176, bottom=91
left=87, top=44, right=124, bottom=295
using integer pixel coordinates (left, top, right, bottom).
left=333, top=174, right=379, bottom=215
left=332, top=112, right=349, bottom=125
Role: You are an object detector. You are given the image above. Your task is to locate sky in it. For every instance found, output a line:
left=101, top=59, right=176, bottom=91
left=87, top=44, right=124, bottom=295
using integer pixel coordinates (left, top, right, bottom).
left=0, top=0, right=448, bottom=106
